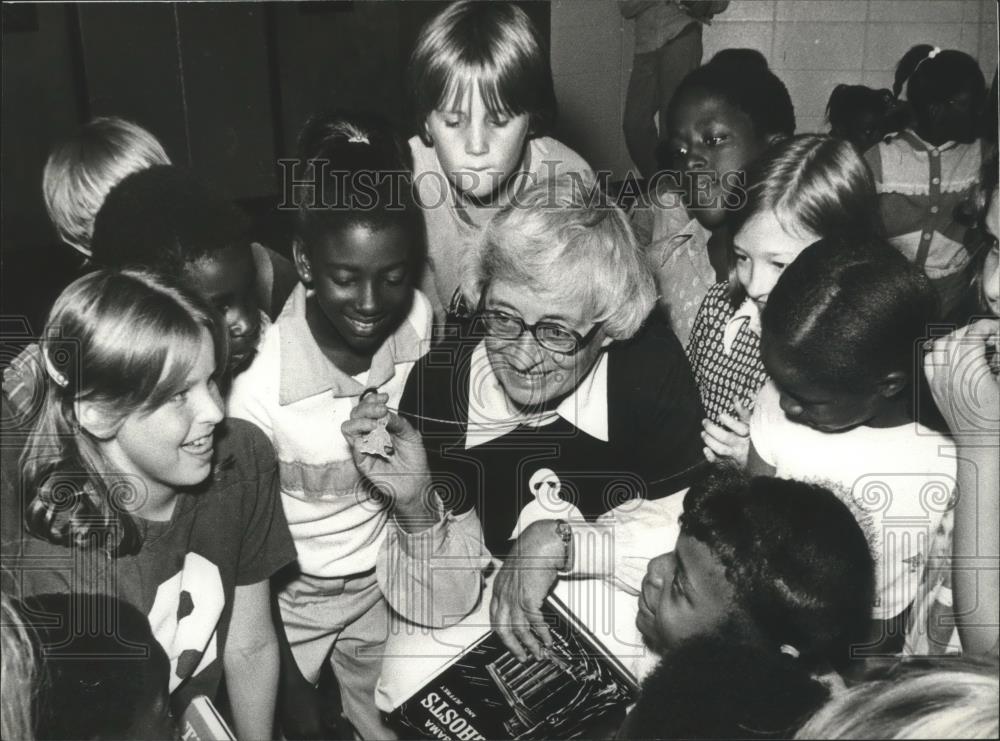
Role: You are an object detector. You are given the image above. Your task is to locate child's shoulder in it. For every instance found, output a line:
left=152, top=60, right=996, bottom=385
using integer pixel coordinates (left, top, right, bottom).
left=703, top=281, right=731, bottom=306
left=2, top=342, right=42, bottom=423
left=884, top=420, right=956, bottom=460
left=611, top=310, right=688, bottom=376
left=529, top=136, right=593, bottom=180
left=408, top=134, right=438, bottom=173
left=648, top=189, right=696, bottom=230
left=229, top=319, right=282, bottom=391
left=212, top=417, right=278, bottom=479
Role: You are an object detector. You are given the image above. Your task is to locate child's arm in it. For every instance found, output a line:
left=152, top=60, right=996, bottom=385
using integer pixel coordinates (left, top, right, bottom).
left=224, top=579, right=280, bottom=741
left=925, top=320, right=1000, bottom=656
left=745, top=382, right=780, bottom=476
left=746, top=441, right=776, bottom=477
left=227, top=353, right=276, bottom=441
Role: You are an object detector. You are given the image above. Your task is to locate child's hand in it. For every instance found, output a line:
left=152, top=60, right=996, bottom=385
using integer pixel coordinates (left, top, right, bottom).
left=342, top=393, right=434, bottom=524
left=701, top=397, right=751, bottom=467
left=924, top=319, right=1000, bottom=444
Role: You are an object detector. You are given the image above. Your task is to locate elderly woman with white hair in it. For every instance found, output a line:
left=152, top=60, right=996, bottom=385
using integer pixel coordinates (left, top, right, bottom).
left=343, top=178, right=705, bottom=647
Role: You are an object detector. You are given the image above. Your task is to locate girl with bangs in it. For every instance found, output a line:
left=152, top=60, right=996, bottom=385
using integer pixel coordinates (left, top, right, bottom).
left=408, top=0, right=594, bottom=325
left=0, top=269, right=296, bottom=740
left=686, top=135, right=884, bottom=467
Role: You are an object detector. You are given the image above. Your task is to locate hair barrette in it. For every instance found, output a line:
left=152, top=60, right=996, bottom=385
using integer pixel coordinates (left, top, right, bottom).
left=42, top=347, right=69, bottom=389
left=913, top=46, right=942, bottom=74
left=779, top=643, right=801, bottom=659
left=347, top=133, right=370, bottom=145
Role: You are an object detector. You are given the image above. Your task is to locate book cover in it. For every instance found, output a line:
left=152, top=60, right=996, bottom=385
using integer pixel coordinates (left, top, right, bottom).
left=389, top=593, right=638, bottom=740
left=180, top=695, right=236, bottom=741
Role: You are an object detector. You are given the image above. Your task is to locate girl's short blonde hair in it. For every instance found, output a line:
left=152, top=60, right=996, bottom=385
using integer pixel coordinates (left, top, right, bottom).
left=43, top=117, right=169, bottom=257
left=462, top=178, right=656, bottom=340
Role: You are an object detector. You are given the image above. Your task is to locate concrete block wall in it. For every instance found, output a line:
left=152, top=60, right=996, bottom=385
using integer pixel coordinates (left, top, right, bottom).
left=550, top=0, right=998, bottom=179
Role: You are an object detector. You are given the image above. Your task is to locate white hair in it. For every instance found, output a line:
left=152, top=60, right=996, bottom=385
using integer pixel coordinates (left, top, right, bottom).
left=461, top=177, right=656, bottom=340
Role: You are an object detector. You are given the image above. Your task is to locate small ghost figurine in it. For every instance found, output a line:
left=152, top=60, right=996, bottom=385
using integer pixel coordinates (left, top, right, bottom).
left=357, top=415, right=394, bottom=459
left=509, top=468, right=584, bottom=540
left=355, top=387, right=394, bottom=460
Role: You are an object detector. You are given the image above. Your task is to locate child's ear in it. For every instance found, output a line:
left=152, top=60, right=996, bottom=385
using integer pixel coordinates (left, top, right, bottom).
left=876, top=370, right=908, bottom=399
left=292, top=239, right=312, bottom=285
left=76, top=400, right=122, bottom=440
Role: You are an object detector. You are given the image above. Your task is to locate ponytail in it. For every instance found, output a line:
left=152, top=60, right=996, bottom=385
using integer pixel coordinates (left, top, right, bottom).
left=893, top=44, right=937, bottom=99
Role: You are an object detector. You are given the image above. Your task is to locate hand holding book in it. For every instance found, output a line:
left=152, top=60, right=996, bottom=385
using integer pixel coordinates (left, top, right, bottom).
left=491, top=520, right=573, bottom=661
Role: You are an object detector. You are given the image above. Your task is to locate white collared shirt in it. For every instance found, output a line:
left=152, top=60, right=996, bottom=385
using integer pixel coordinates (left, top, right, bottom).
left=228, top=283, right=432, bottom=577
left=464, top=341, right=609, bottom=449
left=721, top=298, right=761, bottom=356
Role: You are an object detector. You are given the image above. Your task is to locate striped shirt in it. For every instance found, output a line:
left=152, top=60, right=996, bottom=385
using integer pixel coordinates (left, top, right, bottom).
left=228, top=283, right=431, bottom=577
left=865, top=131, right=981, bottom=279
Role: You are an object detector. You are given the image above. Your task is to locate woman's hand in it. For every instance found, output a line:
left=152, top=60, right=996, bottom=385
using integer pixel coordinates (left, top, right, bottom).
left=490, top=520, right=567, bottom=662
left=342, top=393, right=435, bottom=530
left=924, top=319, right=1000, bottom=443
left=700, top=397, right=751, bottom=467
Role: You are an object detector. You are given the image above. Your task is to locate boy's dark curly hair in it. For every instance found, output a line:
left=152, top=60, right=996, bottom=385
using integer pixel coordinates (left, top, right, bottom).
left=90, top=165, right=251, bottom=276
left=680, top=466, right=874, bottom=672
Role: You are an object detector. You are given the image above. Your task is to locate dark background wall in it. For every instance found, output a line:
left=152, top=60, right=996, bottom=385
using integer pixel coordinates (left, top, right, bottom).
left=0, top=1, right=550, bottom=338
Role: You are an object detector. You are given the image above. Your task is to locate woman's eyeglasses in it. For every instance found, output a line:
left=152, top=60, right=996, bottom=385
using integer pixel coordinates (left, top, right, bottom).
left=479, top=309, right=601, bottom=354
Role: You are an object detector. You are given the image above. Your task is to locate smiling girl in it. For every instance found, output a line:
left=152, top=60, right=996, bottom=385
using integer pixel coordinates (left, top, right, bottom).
left=686, top=135, right=883, bottom=466
left=227, top=112, right=431, bottom=740
left=407, top=0, right=594, bottom=325
left=2, top=269, right=295, bottom=740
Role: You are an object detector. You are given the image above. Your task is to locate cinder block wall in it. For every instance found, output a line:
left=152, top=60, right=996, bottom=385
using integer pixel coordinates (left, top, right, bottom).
left=551, top=0, right=998, bottom=179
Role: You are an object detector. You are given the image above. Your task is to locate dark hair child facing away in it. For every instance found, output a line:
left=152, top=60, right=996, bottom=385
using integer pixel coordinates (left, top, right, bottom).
left=24, top=592, right=176, bottom=741
left=866, top=44, right=988, bottom=321
left=228, top=112, right=431, bottom=741
left=634, top=49, right=795, bottom=347
left=89, top=166, right=270, bottom=376
left=622, top=466, right=874, bottom=739
left=826, top=83, right=908, bottom=153
left=43, top=116, right=170, bottom=260
left=749, top=237, right=956, bottom=654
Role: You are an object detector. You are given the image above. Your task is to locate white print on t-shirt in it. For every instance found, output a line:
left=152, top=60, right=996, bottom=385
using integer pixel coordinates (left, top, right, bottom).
left=509, top=468, right=584, bottom=540
left=147, top=552, right=224, bottom=692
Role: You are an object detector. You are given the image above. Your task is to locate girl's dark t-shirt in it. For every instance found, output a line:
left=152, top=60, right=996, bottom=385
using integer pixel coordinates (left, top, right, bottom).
left=1, top=415, right=296, bottom=715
